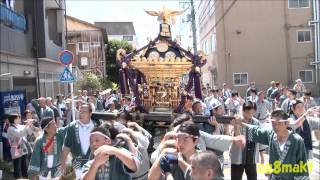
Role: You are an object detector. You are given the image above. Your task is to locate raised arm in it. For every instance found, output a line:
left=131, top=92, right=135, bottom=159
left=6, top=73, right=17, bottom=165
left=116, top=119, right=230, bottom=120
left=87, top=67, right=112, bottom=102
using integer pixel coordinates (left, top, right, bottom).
left=292, top=107, right=319, bottom=130
left=200, top=131, right=233, bottom=151
left=81, top=153, right=109, bottom=180
left=94, top=145, right=138, bottom=172
left=241, top=123, right=272, bottom=145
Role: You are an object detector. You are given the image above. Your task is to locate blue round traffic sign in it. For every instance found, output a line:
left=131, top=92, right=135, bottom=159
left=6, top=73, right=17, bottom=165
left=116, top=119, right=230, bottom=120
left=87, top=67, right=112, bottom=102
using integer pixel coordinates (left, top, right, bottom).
left=59, top=50, right=74, bottom=65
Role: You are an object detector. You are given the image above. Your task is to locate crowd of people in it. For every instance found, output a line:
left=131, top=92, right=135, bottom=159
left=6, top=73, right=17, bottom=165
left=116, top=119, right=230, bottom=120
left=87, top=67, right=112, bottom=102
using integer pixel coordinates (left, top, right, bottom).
left=0, top=79, right=319, bottom=180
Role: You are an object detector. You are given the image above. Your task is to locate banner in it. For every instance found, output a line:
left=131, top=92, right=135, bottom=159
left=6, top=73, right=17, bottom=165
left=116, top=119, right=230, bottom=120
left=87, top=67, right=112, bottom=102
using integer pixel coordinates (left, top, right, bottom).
left=0, top=90, right=26, bottom=119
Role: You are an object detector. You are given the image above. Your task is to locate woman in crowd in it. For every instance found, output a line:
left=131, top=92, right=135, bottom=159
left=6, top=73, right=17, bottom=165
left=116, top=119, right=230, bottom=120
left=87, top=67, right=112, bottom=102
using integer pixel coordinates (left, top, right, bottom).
left=24, top=110, right=40, bottom=146
left=7, top=113, right=34, bottom=179
left=293, top=79, right=306, bottom=98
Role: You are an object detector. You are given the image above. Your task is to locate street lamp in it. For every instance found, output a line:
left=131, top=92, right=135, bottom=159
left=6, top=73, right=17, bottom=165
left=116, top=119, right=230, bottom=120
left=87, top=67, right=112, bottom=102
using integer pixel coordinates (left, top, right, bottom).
left=0, top=73, right=11, bottom=77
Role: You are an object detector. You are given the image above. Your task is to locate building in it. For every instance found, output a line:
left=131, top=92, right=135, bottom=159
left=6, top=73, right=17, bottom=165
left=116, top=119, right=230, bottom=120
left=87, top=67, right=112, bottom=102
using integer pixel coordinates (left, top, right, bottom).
left=94, top=22, right=137, bottom=44
left=198, top=0, right=319, bottom=95
left=66, top=15, right=106, bottom=77
left=0, top=0, right=67, bottom=101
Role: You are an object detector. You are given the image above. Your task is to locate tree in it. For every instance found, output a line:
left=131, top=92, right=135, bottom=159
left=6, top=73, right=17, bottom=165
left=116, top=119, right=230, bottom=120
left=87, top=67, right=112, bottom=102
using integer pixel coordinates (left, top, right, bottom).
left=77, top=72, right=102, bottom=93
left=105, top=39, right=132, bottom=83
left=100, top=78, right=119, bottom=90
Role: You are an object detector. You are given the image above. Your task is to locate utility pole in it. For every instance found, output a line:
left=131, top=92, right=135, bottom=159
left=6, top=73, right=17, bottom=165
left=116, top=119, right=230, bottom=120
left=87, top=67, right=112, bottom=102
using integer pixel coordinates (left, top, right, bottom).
left=179, top=0, right=197, bottom=54
left=190, top=0, right=197, bottom=53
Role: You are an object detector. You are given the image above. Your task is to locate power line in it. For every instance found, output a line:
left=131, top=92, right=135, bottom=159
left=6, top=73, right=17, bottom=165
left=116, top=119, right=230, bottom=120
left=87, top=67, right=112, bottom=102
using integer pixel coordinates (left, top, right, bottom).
left=199, top=0, right=219, bottom=26
left=200, top=0, right=238, bottom=42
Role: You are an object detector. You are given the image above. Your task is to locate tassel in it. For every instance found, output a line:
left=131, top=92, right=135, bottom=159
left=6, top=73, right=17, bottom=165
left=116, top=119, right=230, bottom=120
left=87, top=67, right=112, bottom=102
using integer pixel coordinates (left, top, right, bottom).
left=126, top=70, right=148, bottom=113
left=185, top=71, right=194, bottom=92
left=194, top=72, right=203, bottom=100
left=119, top=69, right=129, bottom=94
left=136, top=71, right=142, bottom=85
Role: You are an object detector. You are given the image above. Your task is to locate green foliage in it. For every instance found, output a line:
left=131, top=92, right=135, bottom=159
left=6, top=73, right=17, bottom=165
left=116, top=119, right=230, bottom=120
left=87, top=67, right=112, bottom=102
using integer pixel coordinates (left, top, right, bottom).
left=105, top=39, right=132, bottom=83
left=100, top=78, right=119, bottom=90
left=0, top=159, right=12, bottom=179
left=77, top=72, right=102, bottom=92
left=0, top=159, right=10, bottom=172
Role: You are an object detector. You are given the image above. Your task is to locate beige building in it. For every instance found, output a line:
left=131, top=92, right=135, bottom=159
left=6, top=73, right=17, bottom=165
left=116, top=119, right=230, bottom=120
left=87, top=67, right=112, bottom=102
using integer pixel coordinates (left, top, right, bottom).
left=94, top=22, right=137, bottom=44
left=198, top=0, right=319, bottom=96
left=66, top=16, right=106, bottom=77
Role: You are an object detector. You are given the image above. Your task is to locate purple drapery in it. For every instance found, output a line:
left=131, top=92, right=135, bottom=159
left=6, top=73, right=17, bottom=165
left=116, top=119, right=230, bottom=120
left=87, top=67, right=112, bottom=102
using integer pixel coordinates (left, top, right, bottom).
left=173, top=71, right=194, bottom=113
left=136, top=71, right=142, bottom=85
left=136, top=70, right=146, bottom=85
left=126, top=69, right=148, bottom=113
left=194, top=72, right=202, bottom=100
left=119, top=68, right=129, bottom=95
left=173, top=69, right=202, bottom=113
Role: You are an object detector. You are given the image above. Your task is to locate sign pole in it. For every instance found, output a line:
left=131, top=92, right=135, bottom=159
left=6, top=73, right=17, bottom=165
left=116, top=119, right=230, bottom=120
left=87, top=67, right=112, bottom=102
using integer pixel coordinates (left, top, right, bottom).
left=69, top=64, right=76, bottom=122
left=59, top=50, right=76, bottom=122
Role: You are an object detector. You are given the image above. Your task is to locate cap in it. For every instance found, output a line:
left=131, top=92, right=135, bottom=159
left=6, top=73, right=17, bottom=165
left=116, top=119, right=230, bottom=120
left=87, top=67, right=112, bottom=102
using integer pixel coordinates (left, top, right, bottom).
left=65, top=98, right=72, bottom=104
left=290, top=99, right=303, bottom=107
left=208, top=98, right=222, bottom=110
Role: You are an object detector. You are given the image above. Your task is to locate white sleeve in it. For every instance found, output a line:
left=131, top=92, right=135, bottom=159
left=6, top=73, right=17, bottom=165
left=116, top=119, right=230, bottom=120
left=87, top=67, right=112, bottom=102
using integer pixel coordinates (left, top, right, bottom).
left=8, top=126, right=29, bottom=138
left=307, top=117, right=320, bottom=131
left=135, top=131, right=150, bottom=149
left=150, top=146, right=161, bottom=164
left=200, top=131, right=233, bottom=152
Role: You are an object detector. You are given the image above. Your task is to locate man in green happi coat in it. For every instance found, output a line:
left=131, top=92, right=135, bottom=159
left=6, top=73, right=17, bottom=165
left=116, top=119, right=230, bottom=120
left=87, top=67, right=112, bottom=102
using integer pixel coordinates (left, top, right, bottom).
left=28, top=117, right=66, bottom=180
left=60, top=104, right=98, bottom=180
left=233, top=109, right=309, bottom=180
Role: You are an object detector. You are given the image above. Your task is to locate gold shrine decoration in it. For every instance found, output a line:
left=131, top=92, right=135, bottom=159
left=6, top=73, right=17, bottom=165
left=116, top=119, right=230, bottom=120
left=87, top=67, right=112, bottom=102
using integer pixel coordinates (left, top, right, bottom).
left=160, top=24, right=171, bottom=37
left=130, top=48, right=192, bottom=110
left=145, top=6, right=186, bottom=25
left=116, top=6, right=206, bottom=111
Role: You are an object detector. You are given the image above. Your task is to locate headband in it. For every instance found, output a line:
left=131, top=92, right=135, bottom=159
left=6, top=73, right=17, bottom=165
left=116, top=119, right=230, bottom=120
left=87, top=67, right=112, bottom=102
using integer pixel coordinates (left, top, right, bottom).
left=90, top=131, right=111, bottom=141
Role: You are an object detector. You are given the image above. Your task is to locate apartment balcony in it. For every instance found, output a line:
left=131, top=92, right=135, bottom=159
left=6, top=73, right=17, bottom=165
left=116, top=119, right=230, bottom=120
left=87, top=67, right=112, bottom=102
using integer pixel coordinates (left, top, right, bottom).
left=0, top=3, right=26, bottom=32
left=0, top=3, right=32, bottom=57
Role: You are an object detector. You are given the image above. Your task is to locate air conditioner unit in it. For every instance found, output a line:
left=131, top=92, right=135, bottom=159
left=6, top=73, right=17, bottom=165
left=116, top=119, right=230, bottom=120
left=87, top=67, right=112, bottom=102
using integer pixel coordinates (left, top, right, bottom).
left=80, top=57, right=88, bottom=66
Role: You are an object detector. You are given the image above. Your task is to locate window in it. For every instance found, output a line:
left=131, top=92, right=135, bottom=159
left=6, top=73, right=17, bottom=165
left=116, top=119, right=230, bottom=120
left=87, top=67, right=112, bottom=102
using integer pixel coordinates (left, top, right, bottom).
left=0, top=79, right=10, bottom=91
left=39, top=72, right=63, bottom=97
left=299, top=70, right=313, bottom=83
left=288, top=0, right=309, bottom=8
left=233, top=73, right=248, bottom=86
left=203, top=40, right=209, bottom=54
left=211, top=33, right=216, bottom=52
left=205, top=39, right=210, bottom=54
left=78, top=42, right=89, bottom=52
left=297, top=30, right=311, bottom=43
left=198, top=3, right=209, bottom=26
left=202, top=43, right=206, bottom=53
left=123, top=36, right=133, bottom=41
left=80, top=57, right=88, bottom=66
left=208, top=0, right=215, bottom=16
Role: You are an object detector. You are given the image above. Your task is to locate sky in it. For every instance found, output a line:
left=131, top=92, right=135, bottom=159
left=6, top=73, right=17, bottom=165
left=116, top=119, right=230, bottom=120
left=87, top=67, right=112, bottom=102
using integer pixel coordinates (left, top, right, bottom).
left=66, top=0, right=195, bottom=47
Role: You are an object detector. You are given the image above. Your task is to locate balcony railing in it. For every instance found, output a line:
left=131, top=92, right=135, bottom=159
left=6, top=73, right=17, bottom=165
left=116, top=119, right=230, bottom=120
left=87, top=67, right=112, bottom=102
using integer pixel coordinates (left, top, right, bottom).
left=0, top=3, right=26, bottom=32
